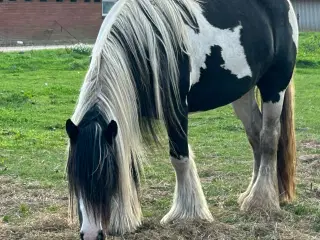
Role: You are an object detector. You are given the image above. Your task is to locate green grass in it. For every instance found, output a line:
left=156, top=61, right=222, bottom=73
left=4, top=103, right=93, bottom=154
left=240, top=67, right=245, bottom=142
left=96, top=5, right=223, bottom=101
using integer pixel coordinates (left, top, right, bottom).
left=0, top=49, right=90, bottom=186
left=297, top=32, right=320, bottom=68
left=0, top=33, right=320, bottom=239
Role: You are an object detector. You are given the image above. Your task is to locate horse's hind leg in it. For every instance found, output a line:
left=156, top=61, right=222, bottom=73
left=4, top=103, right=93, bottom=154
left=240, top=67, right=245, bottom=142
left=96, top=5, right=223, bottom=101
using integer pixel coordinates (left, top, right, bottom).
left=241, top=67, right=296, bottom=211
left=232, top=88, right=262, bottom=205
left=160, top=102, right=213, bottom=224
left=241, top=91, right=284, bottom=211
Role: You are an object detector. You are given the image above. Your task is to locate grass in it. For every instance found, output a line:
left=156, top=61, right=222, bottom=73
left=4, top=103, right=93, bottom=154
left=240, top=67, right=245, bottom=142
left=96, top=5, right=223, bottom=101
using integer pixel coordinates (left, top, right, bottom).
left=0, top=33, right=320, bottom=239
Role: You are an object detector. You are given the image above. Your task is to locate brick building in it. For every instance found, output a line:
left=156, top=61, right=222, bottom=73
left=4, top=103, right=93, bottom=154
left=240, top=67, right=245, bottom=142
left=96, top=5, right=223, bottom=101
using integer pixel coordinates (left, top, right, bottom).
left=0, top=0, right=318, bottom=46
left=0, top=0, right=117, bottom=46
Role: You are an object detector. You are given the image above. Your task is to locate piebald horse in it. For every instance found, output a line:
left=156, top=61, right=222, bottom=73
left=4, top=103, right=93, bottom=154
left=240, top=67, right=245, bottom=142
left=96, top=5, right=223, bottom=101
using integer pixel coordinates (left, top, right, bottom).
left=65, top=0, right=298, bottom=239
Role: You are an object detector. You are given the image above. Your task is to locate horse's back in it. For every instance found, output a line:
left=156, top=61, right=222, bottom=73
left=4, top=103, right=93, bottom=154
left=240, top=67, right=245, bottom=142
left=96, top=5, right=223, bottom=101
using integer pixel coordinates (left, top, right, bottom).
left=187, top=0, right=297, bottom=112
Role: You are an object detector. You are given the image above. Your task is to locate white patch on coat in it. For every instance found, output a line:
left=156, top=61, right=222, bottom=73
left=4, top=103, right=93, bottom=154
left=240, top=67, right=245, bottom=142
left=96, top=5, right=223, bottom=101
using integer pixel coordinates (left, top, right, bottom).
left=79, top=197, right=102, bottom=240
left=263, top=90, right=286, bottom=121
left=287, top=0, right=299, bottom=48
left=186, top=2, right=252, bottom=88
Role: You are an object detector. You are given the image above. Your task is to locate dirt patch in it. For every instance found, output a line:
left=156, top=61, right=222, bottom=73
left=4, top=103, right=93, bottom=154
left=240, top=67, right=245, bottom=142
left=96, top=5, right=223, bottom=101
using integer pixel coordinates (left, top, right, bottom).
left=0, top=176, right=77, bottom=240
left=123, top=219, right=243, bottom=240
left=297, top=140, right=320, bottom=190
left=299, top=155, right=320, bottom=174
left=300, top=140, right=320, bottom=150
left=122, top=216, right=318, bottom=240
left=0, top=176, right=67, bottom=217
left=1, top=171, right=320, bottom=240
left=299, top=154, right=320, bottom=163
left=0, top=214, right=77, bottom=240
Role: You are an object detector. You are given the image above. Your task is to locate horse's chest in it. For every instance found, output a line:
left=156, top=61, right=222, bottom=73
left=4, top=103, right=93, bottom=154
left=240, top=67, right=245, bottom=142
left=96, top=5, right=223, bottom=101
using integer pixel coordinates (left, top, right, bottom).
left=186, top=9, right=252, bottom=89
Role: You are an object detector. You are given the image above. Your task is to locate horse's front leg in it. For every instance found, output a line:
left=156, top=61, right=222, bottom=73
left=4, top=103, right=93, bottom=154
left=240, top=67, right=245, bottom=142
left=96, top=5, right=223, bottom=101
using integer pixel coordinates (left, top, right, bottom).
left=161, top=103, right=213, bottom=224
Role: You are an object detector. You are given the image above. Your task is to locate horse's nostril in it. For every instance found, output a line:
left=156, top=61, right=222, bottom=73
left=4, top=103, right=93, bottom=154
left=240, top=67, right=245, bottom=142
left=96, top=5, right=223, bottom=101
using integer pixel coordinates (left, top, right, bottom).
left=97, top=230, right=105, bottom=240
left=80, top=232, right=84, bottom=240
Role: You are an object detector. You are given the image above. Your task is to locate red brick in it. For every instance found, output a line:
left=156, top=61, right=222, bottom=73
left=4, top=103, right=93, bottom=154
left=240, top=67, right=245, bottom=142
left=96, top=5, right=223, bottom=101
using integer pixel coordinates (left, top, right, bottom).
left=0, top=1, right=103, bottom=45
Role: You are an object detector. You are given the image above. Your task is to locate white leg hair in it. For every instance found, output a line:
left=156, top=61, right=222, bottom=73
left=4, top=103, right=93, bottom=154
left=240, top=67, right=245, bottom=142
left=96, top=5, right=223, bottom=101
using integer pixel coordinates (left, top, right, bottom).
left=232, top=88, right=262, bottom=205
left=107, top=179, right=141, bottom=235
left=161, top=146, right=213, bottom=224
left=79, top=197, right=103, bottom=240
left=241, top=91, right=285, bottom=211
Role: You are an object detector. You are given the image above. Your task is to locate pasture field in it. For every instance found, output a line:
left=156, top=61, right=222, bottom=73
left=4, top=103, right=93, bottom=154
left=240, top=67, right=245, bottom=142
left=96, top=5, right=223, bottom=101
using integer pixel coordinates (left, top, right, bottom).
left=0, top=33, right=320, bottom=239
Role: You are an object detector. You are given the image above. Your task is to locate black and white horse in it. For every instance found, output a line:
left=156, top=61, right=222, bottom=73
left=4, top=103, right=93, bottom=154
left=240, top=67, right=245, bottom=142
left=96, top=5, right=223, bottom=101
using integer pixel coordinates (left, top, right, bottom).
left=65, top=0, right=298, bottom=239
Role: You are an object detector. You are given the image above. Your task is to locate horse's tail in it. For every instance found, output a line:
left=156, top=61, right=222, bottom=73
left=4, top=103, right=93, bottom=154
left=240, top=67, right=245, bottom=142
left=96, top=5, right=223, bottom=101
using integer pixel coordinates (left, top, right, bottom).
left=277, top=80, right=296, bottom=202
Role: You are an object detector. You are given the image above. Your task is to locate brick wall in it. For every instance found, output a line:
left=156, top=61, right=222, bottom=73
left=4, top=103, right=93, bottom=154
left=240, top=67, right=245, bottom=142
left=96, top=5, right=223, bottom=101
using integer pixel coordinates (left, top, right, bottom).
left=0, top=0, right=103, bottom=45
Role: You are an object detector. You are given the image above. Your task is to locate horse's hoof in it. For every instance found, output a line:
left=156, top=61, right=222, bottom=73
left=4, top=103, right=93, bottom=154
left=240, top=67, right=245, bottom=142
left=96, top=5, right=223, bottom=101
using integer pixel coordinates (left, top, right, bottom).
left=160, top=207, right=213, bottom=225
left=238, top=190, right=251, bottom=206
left=240, top=187, right=280, bottom=212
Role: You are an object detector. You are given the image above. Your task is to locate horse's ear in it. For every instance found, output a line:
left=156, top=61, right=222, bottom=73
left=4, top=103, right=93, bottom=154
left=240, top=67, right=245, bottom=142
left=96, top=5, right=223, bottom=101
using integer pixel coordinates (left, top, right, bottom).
left=66, top=119, right=79, bottom=141
left=104, top=120, right=118, bottom=145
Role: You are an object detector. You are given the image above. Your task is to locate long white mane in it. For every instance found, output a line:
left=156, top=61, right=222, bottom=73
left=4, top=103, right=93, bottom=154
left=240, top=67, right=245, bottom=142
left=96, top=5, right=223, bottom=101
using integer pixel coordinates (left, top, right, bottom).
left=70, top=0, right=198, bottom=227
left=73, top=0, right=198, bottom=154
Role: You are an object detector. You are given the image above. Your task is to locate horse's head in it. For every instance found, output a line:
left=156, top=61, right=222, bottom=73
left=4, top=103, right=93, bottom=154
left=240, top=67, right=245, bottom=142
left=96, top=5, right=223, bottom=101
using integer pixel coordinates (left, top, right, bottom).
left=66, top=116, right=118, bottom=240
